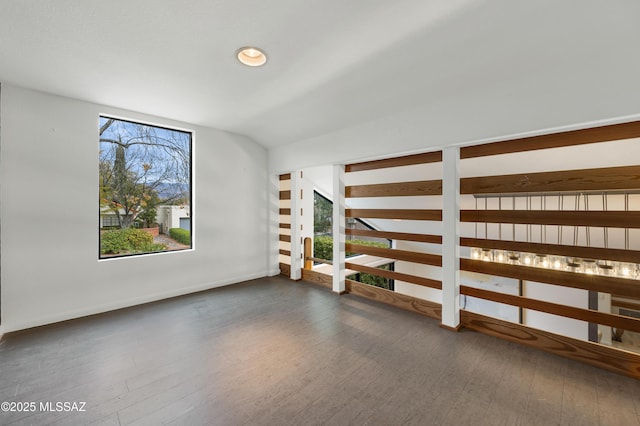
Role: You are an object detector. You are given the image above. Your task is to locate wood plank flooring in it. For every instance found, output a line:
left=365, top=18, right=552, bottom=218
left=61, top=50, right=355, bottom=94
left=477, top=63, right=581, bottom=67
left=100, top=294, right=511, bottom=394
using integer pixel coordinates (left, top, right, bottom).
left=1, top=275, right=640, bottom=425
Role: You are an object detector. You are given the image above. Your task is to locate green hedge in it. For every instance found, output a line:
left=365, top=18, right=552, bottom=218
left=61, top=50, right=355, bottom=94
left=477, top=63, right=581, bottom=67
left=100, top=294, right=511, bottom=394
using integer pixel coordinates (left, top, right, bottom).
left=313, top=235, right=334, bottom=261
left=100, top=228, right=167, bottom=255
left=313, top=235, right=389, bottom=261
left=169, top=228, right=191, bottom=245
left=358, top=264, right=392, bottom=289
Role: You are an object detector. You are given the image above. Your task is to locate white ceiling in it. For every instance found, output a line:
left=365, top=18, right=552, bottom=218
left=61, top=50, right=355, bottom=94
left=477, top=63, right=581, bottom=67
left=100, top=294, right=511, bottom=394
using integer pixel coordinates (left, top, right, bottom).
left=1, top=1, right=639, bottom=148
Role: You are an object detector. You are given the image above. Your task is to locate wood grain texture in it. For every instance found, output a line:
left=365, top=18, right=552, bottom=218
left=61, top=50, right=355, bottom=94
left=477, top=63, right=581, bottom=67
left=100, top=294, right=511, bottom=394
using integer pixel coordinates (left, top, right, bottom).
left=279, top=208, right=291, bottom=216
left=439, top=323, right=463, bottom=332
left=279, top=234, right=291, bottom=243
left=460, top=165, right=640, bottom=194
left=461, top=285, right=640, bottom=332
left=303, top=238, right=313, bottom=270
left=279, top=223, right=291, bottom=229
left=460, top=258, right=640, bottom=299
left=345, top=151, right=442, bottom=172
left=346, top=228, right=442, bottom=244
left=346, top=279, right=442, bottom=320
left=346, top=243, right=442, bottom=266
left=279, top=173, right=291, bottom=180
left=460, top=237, right=640, bottom=264
left=279, top=190, right=291, bottom=200
left=279, top=262, right=291, bottom=276
left=346, top=208, right=442, bottom=221
left=460, top=209, right=640, bottom=228
left=345, top=262, right=442, bottom=290
left=301, top=269, right=332, bottom=289
left=346, top=180, right=442, bottom=198
left=279, top=249, right=291, bottom=256
left=611, top=298, right=640, bottom=311
left=460, top=121, right=640, bottom=159
left=461, top=310, right=640, bottom=379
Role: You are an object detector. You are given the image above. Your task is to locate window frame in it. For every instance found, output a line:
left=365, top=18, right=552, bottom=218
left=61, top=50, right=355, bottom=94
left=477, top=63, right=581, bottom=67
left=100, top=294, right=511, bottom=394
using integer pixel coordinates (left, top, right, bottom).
left=98, top=114, right=194, bottom=260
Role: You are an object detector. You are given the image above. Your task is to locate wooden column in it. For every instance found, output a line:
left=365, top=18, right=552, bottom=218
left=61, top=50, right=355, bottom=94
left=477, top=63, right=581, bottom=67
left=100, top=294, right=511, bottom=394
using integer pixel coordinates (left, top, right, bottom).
left=289, top=171, right=302, bottom=280
left=441, top=147, right=461, bottom=330
left=303, top=237, right=313, bottom=270
left=333, top=164, right=346, bottom=293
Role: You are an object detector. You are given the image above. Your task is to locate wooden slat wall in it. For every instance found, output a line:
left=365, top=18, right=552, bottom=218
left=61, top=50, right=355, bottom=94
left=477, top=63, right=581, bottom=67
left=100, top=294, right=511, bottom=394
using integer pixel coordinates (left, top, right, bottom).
left=279, top=173, right=292, bottom=276
left=461, top=210, right=640, bottom=228
left=346, top=209, right=442, bottom=221
left=347, top=228, right=442, bottom=244
left=301, top=269, right=332, bottom=289
left=461, top=165, right=640, bottom=194
left=293, top=122, right=640, bottom=377
left=347, top=280, right=442, bottom=320
left=461, top=311, right=640, bottom=379
left=460, top=121, right=640, bottom=159
left=341, top=150, right=443, bottom=307
left=346, top=180, right=442, bottom=197
left=279, top=262, right=291, bottom=277
left=279, top=190, right=291, bottom=200
left=346, top=243, right=442, bottom=267
left=346, top=151, right=442, bottom=172
left=346, top=262, right=442, bottom=289
left=459, top=119, right=640, bottom=377
left=461, top=286, right=640, bottom=332
left=460, top=258, right=640, bottom=299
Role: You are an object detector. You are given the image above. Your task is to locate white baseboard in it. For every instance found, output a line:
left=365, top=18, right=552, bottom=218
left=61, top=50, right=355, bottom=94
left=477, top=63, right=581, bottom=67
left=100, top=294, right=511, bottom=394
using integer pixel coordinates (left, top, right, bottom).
left=2, top=270, right=270, bottom=333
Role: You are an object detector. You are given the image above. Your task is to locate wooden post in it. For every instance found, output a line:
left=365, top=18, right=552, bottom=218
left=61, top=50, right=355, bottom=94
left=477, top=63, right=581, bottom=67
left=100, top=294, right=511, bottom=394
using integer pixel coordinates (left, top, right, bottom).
left=304, top=237, right=313, bottom=269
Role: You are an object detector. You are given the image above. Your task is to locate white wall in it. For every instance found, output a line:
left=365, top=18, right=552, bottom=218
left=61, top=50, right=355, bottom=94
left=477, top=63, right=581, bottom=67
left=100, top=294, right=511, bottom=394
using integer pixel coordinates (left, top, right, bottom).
left=269, top=63, right=640, bottom=174
left=0, top=85, right=269, bottom=332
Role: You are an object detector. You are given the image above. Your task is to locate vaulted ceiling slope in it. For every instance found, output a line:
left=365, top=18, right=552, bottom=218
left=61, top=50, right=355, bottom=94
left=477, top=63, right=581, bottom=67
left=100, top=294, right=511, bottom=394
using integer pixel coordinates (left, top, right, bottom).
left=1, top=1, right=639, bottom=148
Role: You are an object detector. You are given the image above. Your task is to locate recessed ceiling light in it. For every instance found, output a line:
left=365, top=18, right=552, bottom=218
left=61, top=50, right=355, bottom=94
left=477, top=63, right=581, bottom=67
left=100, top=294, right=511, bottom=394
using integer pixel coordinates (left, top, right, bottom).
left=236, top=47, right=267, bottom=67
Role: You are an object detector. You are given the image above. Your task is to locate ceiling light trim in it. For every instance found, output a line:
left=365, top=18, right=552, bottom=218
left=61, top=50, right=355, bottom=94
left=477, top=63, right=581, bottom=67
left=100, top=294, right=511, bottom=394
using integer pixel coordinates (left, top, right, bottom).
left=236, top=46, right=267, bottom=67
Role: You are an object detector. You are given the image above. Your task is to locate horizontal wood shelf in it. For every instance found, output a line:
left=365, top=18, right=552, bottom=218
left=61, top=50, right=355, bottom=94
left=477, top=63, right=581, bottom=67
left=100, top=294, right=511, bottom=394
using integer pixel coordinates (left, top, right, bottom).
left=346, top=180, right=442, bottom=198
left=279, top=190, right=291, bottom=200
left=460, top=121, right=640, bottom=159
left=279, top=263, right=291, bottom=277
left=460, top=258, right=640, bottom=299
left=279, top=249, right=291, bottom=257
left=346, top=151, right=442, bottom=172
left=346, top=262, right=442, bottom=290
left=279, top=173, right=291, bottom=180
left=279, top=208, right=291, bottom=216
left=461, top=165, right=640, bottom=194
left=461, top=286, right=640, bottom=333
left=347, top=228, right=442, bottom=244
left=612, top=298, right=640, bottom=312
left=461, top=310, right=640, bottom=379
left=346, top=243, right=442, bottom=266
left=347, top=209, right=442, bottom=221
left=279, top=234, right=291, bottom=243
left=346, top=279, right=441, bottom=320
left=279, top=223, right=291, bottom=229
left=301, top=269, right=332, bottom=289
left=460, top=210, right=640, bottom=228
left=460, top=237, right=640, bottom=263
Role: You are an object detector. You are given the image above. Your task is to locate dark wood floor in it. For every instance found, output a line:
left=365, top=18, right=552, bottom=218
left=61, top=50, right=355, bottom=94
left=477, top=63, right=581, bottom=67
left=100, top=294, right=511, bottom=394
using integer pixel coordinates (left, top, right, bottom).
left=1, top=276, right=640, bottom=425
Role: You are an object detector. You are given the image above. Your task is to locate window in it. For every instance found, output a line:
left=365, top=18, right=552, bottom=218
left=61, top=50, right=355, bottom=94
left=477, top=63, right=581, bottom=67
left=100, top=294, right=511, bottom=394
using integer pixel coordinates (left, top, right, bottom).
left=99, top=116, right=192, bottom=258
